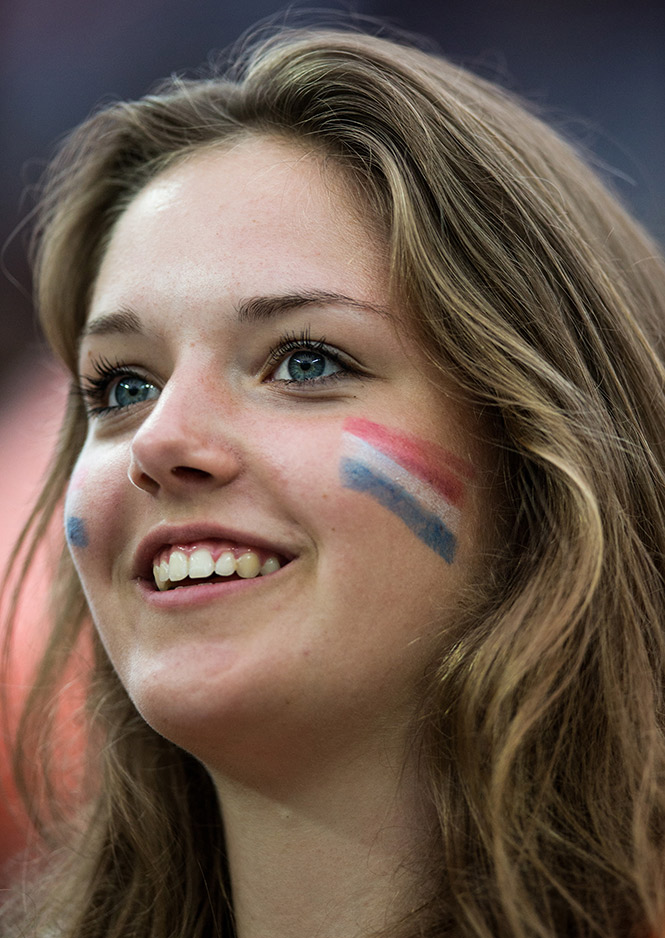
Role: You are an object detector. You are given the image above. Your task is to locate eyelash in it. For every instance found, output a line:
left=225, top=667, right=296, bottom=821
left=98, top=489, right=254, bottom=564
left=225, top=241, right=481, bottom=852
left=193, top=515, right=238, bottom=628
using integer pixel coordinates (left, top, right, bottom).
left=78, top=332, right=361, bottom=417
left=264, top=328, right=360, bottom=386
left=78, top=356, right=146, bottom=417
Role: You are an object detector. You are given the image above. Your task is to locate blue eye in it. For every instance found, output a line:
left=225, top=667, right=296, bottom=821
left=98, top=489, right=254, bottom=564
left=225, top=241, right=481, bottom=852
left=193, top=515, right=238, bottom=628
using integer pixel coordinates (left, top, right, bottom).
left=108, top=375, right=160, bottom=408
left=266, top=331, right=358, bottom=387
left=79, top=357, right=160, bottom=417
left=273, top=349, right=342, bottom=382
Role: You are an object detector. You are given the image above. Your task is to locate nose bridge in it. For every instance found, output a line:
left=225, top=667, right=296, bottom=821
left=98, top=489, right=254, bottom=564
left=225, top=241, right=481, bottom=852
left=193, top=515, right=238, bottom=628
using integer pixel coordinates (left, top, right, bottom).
left=129, top=356, right=241, bottom=490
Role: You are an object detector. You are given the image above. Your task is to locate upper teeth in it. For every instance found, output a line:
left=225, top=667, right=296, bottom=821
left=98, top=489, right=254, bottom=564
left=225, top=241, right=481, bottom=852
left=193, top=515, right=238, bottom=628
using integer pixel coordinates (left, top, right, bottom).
left=153, top=547, right=281, bottom=591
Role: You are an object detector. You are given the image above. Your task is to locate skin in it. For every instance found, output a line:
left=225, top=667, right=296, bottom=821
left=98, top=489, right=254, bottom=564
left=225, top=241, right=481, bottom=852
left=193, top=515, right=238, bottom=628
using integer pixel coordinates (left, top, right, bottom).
left=68, top=136, right=495, bottom=937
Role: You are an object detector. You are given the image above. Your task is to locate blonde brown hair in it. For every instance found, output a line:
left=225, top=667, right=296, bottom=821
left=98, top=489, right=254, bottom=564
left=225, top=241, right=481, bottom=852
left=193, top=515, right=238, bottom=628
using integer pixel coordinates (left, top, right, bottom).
left=4, top=26, right=665, bottom=938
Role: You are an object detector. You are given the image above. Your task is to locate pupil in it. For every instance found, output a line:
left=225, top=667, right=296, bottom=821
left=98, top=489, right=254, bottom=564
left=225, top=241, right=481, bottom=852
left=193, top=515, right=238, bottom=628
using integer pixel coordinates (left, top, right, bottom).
left=117, top=378, right=146, bottom=406
left=288, top=351, right=326, bottom=380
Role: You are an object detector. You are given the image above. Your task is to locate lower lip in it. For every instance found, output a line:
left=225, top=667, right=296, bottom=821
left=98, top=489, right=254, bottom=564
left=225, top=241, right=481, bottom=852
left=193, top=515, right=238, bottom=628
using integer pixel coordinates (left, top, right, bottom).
left=136, top=565, right=290, bottom=608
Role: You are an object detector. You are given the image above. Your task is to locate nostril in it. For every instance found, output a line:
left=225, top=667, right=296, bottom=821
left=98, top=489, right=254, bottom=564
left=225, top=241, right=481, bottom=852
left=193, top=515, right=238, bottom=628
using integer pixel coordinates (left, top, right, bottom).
left=128, top=467, right=160, bottom=495
left=171, top=466, right=213, bottom=482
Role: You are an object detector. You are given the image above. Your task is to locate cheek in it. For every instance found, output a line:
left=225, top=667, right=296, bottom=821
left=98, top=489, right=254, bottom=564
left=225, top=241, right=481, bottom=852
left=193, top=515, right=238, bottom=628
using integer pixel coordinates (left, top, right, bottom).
left=64, top=448, right=127, bottom=560
left=264, top=417, right=475, bottom=568
left=64, top=464, right=90, bottom=554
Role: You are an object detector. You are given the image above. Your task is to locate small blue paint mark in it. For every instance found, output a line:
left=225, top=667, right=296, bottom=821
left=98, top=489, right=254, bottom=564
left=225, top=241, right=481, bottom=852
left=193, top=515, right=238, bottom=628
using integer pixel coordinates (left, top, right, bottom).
left=340, top=458, right=457, bottom=563
left=66, top=516, right=89, bottom=548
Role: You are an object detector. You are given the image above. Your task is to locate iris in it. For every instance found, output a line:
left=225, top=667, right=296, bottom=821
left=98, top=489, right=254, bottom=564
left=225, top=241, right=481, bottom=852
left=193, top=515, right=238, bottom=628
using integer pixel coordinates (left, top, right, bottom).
left=111, top=376, right=159, bottom=408
left=287, top=351, right=327, bottom=380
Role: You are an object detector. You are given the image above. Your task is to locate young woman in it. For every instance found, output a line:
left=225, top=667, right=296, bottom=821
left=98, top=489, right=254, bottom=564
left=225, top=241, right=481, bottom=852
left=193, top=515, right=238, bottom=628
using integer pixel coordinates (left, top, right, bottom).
left=3, top=26, right=665, bottom=938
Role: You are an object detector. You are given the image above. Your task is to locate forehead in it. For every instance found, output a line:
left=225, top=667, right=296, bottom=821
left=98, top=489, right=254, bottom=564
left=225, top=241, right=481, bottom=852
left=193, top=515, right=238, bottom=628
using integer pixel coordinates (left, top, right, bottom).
left=89, top=137, right=389, bottom=325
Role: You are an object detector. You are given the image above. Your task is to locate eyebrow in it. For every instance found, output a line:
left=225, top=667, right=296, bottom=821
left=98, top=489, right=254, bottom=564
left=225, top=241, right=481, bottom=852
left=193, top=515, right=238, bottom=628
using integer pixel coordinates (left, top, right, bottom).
left=80, top=290, right=392, bottom=344
left=80, top=307, right=145, bottom=341
left=235, top=290, right=392, bottom=323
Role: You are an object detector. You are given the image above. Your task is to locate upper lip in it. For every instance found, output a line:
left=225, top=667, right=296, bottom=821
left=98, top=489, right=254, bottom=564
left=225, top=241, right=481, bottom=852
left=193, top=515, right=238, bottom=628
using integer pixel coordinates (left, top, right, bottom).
left=132, top=522, right=297, bottom=580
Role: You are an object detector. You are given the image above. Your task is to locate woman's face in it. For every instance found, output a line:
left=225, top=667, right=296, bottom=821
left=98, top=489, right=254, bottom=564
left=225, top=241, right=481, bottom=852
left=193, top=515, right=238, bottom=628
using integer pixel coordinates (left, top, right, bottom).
left=68, top=137, right=493, bottom=784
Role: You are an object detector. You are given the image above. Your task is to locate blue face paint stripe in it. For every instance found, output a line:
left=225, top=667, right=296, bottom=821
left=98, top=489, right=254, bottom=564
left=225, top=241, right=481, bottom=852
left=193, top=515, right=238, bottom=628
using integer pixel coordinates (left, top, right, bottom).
left=340, top=458, right=457, bottom=563
left=65, top=516, right=89, bottom=548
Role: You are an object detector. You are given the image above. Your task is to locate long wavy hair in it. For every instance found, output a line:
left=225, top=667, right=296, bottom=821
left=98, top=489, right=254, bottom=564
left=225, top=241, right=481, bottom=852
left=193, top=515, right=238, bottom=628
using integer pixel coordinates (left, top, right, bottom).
left=4, top=26, right=665, bottom=938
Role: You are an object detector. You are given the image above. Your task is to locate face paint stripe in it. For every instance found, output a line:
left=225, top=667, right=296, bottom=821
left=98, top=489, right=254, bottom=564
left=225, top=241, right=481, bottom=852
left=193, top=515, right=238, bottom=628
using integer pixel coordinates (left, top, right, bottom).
left=345, top=416, right=475, bottom=479
left=65, top=516, right=89, bottom=548
left=340, top=458, right=457, bottom=563
left=343, top=434, right=461, bottom=531
left=343, top=417, right=471, bottom=505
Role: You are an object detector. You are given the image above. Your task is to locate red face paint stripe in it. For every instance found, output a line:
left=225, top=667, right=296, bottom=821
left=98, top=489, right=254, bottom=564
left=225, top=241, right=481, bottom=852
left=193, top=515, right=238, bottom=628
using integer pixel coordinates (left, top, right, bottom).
left=343, top=417, right=472, bottom=508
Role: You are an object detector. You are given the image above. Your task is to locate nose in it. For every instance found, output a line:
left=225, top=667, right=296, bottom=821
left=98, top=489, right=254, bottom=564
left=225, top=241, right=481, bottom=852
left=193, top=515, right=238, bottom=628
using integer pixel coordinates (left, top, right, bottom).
left=127, top=373, right=242, bottom=498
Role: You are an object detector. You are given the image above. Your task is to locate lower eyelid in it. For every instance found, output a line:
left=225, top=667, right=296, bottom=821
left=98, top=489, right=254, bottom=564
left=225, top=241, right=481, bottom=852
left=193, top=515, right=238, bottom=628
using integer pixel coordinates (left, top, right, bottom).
left=268, top=373, right=367, bottom=395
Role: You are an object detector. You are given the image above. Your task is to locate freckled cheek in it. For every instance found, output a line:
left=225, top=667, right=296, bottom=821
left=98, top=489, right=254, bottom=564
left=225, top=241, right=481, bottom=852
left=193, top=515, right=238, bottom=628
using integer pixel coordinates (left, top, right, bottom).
left=261, top=427, right=342, bottom=499
left=269, top=445, right=385, bottom=551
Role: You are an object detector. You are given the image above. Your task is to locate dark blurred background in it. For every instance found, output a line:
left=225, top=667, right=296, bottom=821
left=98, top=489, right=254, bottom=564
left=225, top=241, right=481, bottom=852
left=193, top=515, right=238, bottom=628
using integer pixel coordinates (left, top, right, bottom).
left=2, top=0, right=664, bottom=399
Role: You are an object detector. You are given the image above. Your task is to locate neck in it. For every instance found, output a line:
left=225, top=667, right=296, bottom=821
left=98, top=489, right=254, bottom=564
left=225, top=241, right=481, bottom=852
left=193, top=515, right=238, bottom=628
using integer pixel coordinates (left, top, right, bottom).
left=211, top=753, right=431, bottom=938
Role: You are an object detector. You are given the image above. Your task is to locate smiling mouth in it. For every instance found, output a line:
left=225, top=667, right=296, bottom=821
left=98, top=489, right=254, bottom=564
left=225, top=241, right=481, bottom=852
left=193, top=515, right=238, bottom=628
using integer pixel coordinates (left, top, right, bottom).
left=152, top=543, right=285, bottom=591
